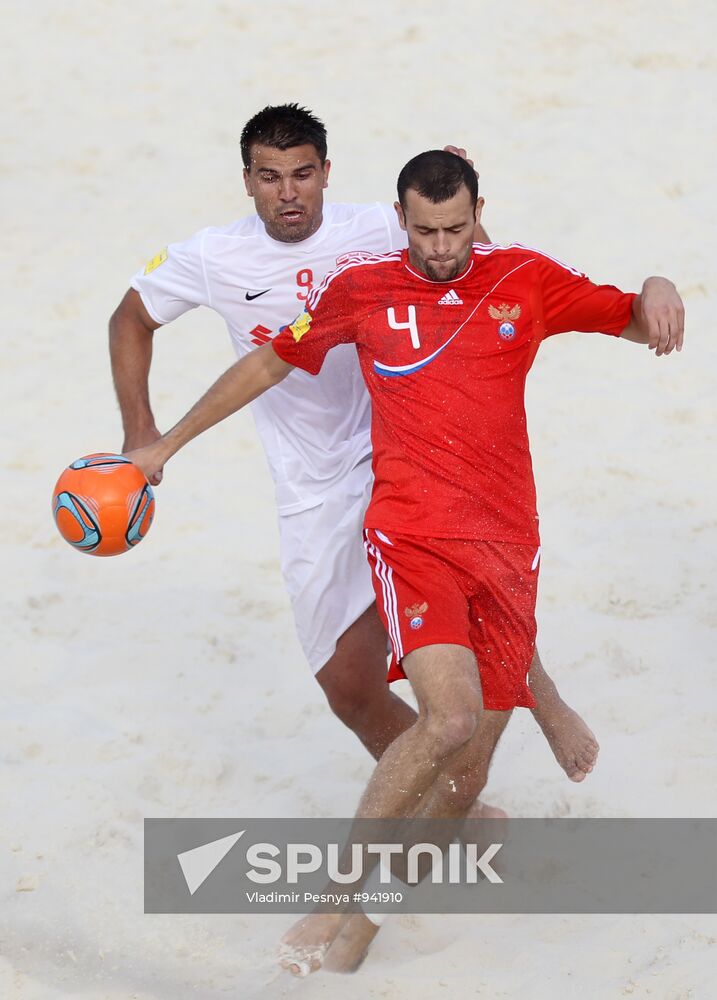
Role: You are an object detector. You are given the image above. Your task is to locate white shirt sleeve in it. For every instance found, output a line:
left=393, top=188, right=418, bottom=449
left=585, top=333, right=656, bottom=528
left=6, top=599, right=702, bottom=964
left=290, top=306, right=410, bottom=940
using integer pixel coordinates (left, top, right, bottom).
left=129, top=228, right=211, bottom=326
left=377, top=202, right=408, bottom=252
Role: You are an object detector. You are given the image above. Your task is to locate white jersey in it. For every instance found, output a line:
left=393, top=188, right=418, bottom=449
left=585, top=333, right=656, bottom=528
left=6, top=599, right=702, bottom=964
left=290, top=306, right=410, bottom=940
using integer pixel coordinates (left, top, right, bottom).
left=131, top=202, right=407, bottom=513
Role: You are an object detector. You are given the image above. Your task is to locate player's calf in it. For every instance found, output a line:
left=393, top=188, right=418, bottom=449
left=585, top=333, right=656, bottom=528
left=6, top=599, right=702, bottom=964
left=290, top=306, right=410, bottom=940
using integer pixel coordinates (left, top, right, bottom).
left=315, top=605, right=417, bottom=759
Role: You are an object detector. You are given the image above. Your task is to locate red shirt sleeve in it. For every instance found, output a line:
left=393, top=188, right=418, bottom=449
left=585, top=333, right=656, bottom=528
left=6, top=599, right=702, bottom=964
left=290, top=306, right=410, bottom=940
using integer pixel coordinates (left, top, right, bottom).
left=536, top=253, right=636, bottom=339
left=272, top=266, right=358, bottom=375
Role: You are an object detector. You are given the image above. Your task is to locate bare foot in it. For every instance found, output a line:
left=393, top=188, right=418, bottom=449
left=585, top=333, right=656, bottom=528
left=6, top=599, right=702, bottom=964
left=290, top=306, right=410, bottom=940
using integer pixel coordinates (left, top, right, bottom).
left=465, top=798, right=509, bottom=882
left=323, top=912, right=381, bottom=973
left=278, top=912, right=344, bottom=977
left=533, top=697, right=599, bottom=782
left=468, top=799, right=508, bottom=820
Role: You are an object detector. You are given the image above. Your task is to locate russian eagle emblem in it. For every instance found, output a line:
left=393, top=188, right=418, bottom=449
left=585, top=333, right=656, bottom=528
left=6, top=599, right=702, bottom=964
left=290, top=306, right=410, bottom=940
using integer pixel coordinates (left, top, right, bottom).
left=404, top=602, right=429, bottom=618
left=488, top=303, right=522, bottom=322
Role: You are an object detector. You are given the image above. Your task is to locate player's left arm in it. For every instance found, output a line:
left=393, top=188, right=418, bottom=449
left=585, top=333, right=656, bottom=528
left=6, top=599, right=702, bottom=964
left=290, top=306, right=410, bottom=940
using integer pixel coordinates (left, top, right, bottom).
left=619, top=276, right=685, bottom=356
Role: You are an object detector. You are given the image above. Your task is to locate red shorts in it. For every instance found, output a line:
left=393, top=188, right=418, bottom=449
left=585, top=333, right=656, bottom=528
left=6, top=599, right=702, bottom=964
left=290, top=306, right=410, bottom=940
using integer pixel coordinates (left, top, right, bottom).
left=364, top=529, right=540, bottom=711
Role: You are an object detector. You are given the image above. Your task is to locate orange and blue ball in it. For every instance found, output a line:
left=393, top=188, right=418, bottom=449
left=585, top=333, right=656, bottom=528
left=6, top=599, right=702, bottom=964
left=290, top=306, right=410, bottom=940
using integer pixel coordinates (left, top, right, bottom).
left=52, top=453, right=155, bottom=557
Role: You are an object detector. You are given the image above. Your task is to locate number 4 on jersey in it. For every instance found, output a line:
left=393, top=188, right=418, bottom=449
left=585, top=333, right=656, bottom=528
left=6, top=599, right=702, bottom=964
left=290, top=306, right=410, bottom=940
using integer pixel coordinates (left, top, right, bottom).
left=387, top=306, right=421, bottom=349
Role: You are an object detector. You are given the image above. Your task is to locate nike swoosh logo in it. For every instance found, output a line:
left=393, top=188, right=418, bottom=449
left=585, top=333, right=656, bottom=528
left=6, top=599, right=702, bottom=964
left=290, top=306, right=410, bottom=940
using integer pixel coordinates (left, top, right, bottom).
left=245, top=289, right=270, bottom=301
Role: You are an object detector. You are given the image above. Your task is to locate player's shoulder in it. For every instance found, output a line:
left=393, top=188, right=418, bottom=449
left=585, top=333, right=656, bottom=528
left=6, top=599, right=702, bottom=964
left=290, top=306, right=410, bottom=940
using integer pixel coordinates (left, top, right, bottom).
left=194, top=216, right=265, bottom=243
left=309, top=247, right=402, bottom=308
left=323, top=201, right=394, bottom=225
left=341, top=248, right=403, bottom=276
left=322, top=201, right=401, bottom=245
left=472, top=241, right=585, bottom=277
left=471, top=241, right=538, bottom=263
left=161, top=216, right=262, bottom=257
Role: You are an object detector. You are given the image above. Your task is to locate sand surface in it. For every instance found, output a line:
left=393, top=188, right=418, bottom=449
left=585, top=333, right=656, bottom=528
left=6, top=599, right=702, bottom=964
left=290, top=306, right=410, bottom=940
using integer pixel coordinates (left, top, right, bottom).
left=2, top=1, right=716, bottom=997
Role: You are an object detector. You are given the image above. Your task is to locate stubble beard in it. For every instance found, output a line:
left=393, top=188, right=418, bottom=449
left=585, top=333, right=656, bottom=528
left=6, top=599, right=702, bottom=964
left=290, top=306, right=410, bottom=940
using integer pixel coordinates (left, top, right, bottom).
left=418, top=244, right=472, bottom=283
left=265, top=216, right=317, bottom=243
left=424, top=259, right=461, bottom=282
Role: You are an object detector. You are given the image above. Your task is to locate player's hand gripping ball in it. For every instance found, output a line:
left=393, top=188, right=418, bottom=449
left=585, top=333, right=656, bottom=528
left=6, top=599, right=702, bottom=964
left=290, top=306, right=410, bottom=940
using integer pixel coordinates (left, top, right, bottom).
left=52, top=453, right=155, bottom=556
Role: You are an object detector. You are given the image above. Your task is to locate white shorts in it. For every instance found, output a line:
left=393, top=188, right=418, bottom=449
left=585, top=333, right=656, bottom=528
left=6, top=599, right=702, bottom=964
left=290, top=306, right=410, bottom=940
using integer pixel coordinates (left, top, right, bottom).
left=277, top=456, right=377, bottom=674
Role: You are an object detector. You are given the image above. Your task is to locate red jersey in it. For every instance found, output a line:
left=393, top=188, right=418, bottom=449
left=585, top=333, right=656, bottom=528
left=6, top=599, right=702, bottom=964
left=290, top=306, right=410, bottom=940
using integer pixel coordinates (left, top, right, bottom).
left=272, top=243, right=635, bottom=543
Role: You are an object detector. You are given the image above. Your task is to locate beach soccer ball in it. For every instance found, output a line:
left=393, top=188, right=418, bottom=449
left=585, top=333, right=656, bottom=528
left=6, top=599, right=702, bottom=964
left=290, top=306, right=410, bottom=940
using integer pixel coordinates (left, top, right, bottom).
left=52, top=453, right=155, bottom=557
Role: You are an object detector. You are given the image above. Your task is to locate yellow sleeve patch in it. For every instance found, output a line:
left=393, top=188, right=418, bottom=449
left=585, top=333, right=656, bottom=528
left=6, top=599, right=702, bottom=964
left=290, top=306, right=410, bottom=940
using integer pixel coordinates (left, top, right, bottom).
left=143, top=248, right=168, bottom=275
left=289, top=311, right=312, bottom=343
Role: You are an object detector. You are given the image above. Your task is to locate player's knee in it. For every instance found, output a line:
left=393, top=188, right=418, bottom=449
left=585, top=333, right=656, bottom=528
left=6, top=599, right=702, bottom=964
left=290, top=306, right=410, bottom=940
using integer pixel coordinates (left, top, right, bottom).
left=316, top=660, right=384, bottom=725
left=423, top=705, right=480, bottom=758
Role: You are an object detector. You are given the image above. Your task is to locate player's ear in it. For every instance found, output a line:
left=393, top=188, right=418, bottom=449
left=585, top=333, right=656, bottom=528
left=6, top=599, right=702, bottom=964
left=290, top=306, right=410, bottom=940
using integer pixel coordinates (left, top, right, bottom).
left=243, top=167, right=253, bottom=197
left=394, top=201, right=407, bottom=232
left=475, top=196, right=485, bottom=225
left=322, top=159, right=331, bottom=188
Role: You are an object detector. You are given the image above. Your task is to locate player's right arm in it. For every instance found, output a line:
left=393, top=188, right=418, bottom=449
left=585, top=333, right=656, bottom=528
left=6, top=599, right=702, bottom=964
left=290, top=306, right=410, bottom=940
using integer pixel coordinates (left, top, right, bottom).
left=619, top=277, right=684, bottom=355
left=109, top=289, right=164, bottom=480
left=125, top=343, right=294, bottom=481
left=110, top=232, right=211, bottom=483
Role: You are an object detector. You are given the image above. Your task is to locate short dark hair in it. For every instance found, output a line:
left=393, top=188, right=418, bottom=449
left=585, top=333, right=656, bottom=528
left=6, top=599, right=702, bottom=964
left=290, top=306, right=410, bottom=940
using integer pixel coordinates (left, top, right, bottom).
left=240, top=103, right=327, bottom=168
left=397, top=150, right=478, bottom=208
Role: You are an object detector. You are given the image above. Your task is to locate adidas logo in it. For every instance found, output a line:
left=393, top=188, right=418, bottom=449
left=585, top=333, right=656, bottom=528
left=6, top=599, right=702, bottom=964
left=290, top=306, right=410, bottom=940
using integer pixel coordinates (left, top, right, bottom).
left=437, top=289, right=463, bottom=305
